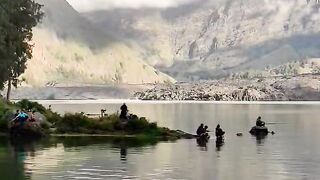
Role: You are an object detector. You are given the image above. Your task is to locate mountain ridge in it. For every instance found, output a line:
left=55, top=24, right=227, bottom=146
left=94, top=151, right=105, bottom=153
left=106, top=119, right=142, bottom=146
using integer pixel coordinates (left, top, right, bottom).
left=84, top=0, right=320, bottom=80
left=22, top=0, right=320, bottom=86
left=22, top=0, right=175, bottom=87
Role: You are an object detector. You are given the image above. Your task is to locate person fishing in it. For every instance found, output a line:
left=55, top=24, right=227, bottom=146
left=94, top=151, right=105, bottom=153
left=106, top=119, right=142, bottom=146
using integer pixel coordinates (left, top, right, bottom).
left=256, top=116, right=265, bottom=127
left=215, top=124, right=225, bottom=138
left=120, top=103, right=128, bottom=119
left=196, top=124, right=205, bottom=136
left=204, top=126, right=209, bottom=134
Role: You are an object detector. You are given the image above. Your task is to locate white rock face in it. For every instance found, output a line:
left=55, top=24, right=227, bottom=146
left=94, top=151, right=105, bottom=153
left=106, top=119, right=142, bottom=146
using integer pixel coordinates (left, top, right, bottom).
left=25, top=0, right=320, bottom=86
left=84, top=0, right=320, bottom=80
left=24, top=0, right=175, bottom=87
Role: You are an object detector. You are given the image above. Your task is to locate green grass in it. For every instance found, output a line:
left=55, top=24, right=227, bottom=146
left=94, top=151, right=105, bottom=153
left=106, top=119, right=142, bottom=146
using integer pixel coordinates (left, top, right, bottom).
left=55, top=113, right=168, bottom=138
left=0, top=100, right=17, bottom=132
left=0, top=99, right=188, bottom=140
left=15, top=99, right=61, bottom=124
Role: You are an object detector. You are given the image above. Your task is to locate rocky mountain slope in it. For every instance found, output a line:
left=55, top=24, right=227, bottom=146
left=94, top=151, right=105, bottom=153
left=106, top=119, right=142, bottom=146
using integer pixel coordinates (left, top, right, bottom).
left=134, top=74, right=320, bottom=101
left=22, top=0, right=174, bottom=87
left=21, top=0, right=320, bottom=88
left=85, top=0, right=320, bottom=81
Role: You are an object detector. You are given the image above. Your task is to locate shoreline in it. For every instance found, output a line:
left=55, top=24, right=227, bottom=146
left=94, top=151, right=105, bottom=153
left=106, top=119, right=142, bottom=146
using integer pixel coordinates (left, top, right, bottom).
left=13, top=99, right=320, bottom=105
left=0, top=133, right=194, bottom=140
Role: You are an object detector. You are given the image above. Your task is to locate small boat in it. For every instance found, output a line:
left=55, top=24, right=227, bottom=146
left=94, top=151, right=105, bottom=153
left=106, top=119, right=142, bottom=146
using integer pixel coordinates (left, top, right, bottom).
left=249, top=126, right=269, bottom=136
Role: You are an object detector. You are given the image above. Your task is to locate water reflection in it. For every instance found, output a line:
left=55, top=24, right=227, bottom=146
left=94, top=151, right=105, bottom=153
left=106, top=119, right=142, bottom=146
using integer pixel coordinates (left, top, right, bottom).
left=1, top=103, right=320, bottom=179
left=120, top=147, right=127, bottom=161
left=215, top=138, right=224, bottom=152
left=3, top=136, right=162, bottom=180
left=196, top=138, right=208, bottom=151
left=0, top=139, right=26, bottom=180
left=254, top=134, right=268, bottom=145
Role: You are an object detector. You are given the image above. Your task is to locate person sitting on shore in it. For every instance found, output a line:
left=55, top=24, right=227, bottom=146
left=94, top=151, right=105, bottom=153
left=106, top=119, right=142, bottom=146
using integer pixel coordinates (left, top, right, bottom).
left=11, top=110, right=29, bottom=128
left=26, top=110, right=41, bottom=128
left=120, top=103, right=128, bottom=119
left=256, top=116, right=265, bottom=127
left=196, top=124, right=205, bottom=136
left=215, top=124, right=225, bottom=138
left=27, top=110, right=35, bottom=122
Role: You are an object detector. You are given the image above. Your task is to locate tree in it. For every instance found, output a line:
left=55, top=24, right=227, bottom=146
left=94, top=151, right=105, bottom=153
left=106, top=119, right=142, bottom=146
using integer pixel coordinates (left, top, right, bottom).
left=0, top=0, right=43, bottom=100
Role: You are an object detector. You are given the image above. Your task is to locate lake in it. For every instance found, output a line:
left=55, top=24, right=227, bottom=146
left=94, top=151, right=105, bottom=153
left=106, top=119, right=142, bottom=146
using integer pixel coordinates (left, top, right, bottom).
left=1, top=101, right=320, bottom=180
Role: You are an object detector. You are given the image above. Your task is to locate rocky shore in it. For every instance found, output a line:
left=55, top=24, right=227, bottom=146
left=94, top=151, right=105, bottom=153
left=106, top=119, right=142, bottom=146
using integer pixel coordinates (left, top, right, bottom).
left=134, top=75, right=320, bottom=101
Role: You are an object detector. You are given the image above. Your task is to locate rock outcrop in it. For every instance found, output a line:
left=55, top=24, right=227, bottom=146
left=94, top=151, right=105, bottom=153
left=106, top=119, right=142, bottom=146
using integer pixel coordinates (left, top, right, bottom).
left=134, top=75, right=320, bottom=101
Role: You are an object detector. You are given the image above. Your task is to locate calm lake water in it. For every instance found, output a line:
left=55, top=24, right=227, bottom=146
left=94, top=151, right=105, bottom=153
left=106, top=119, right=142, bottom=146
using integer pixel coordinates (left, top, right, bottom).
left=1, top=101, right=320, bottom=180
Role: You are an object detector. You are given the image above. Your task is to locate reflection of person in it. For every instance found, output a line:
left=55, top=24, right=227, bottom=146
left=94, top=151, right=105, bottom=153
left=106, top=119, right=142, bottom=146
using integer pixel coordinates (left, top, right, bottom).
left=120, top=147, right=127, bottom=161
left=196, top=138, right=208, bottom=151
left=256, top=116, right=265, bottom=127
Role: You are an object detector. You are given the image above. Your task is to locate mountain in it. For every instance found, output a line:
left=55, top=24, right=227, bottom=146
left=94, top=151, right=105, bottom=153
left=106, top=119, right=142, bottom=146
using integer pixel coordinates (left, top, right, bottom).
left=22, top=0, right=174, bottom=87
left=84, top=0, right=320, bottom=81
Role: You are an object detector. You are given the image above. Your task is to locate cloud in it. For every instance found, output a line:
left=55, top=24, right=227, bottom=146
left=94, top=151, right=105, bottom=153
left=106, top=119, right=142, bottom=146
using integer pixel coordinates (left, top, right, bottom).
left=66, top=0, right=199, bottom=12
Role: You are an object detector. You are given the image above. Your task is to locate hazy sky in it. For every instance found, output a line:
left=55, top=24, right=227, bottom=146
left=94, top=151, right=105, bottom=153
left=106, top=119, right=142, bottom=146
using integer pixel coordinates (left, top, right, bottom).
left=66, top=0, right=198, bottom=12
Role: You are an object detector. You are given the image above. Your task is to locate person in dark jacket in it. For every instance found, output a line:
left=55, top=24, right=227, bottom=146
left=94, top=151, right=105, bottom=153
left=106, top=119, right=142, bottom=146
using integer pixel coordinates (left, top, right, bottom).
left=120, top=103, right=128, bottom=119
left=196, top=124, right=205, bottom=136
left=215, top=124, right=225, bottom=138
left=256, top=116, right=265, bottom=127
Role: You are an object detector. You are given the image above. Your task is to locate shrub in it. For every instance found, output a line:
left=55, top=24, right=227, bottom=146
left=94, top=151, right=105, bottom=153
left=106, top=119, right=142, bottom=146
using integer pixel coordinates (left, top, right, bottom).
left=56, top=113, right=93, bottom=133
left=15, top=99, right=62, bottom=124
left=16, top=99, right=47, bottom=114
left=98, top=120, right=114, bottom=131
left=0, top=120, right=8, bottom=132
left=126, top=117, right=150, bottom=132
left=45, top=111, right=62, bottom=124
left=97, top=114, right=120, bottom=131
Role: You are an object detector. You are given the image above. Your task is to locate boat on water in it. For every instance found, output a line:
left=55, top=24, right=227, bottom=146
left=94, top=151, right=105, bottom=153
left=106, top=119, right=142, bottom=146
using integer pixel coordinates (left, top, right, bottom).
left=249, top=126, right=269, bottom=136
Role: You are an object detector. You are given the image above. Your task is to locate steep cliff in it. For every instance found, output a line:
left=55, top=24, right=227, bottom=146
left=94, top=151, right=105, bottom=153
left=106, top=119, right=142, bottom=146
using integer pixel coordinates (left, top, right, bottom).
left=23, top=0, right=174, bottom=87
left=85, top=0, right=320, bottom=80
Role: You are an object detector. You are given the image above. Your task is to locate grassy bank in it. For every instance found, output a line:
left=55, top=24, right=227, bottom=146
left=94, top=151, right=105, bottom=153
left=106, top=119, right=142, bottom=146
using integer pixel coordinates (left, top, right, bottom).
left=0, top=99, right=192, bottom=140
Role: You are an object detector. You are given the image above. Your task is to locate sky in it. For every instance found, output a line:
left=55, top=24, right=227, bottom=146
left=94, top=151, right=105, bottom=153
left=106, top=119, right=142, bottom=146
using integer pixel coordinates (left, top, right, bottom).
left=66, top=0, right=198, bottom=12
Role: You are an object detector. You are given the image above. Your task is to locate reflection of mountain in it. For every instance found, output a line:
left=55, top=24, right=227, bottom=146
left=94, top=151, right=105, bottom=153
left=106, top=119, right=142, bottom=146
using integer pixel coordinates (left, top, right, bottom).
left=24, top=0, right=174, bottom=87
left=85, top=0, right=320, bottom=81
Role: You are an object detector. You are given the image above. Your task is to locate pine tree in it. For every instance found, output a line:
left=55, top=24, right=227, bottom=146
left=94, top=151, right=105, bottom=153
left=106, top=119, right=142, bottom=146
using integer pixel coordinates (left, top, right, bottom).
left=0, top=0, right=43, bottom=100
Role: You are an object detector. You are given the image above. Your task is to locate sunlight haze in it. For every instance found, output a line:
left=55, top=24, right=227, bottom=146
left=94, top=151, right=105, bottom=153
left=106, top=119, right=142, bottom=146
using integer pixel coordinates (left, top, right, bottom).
left=66, top=0, right=198, bottom=12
